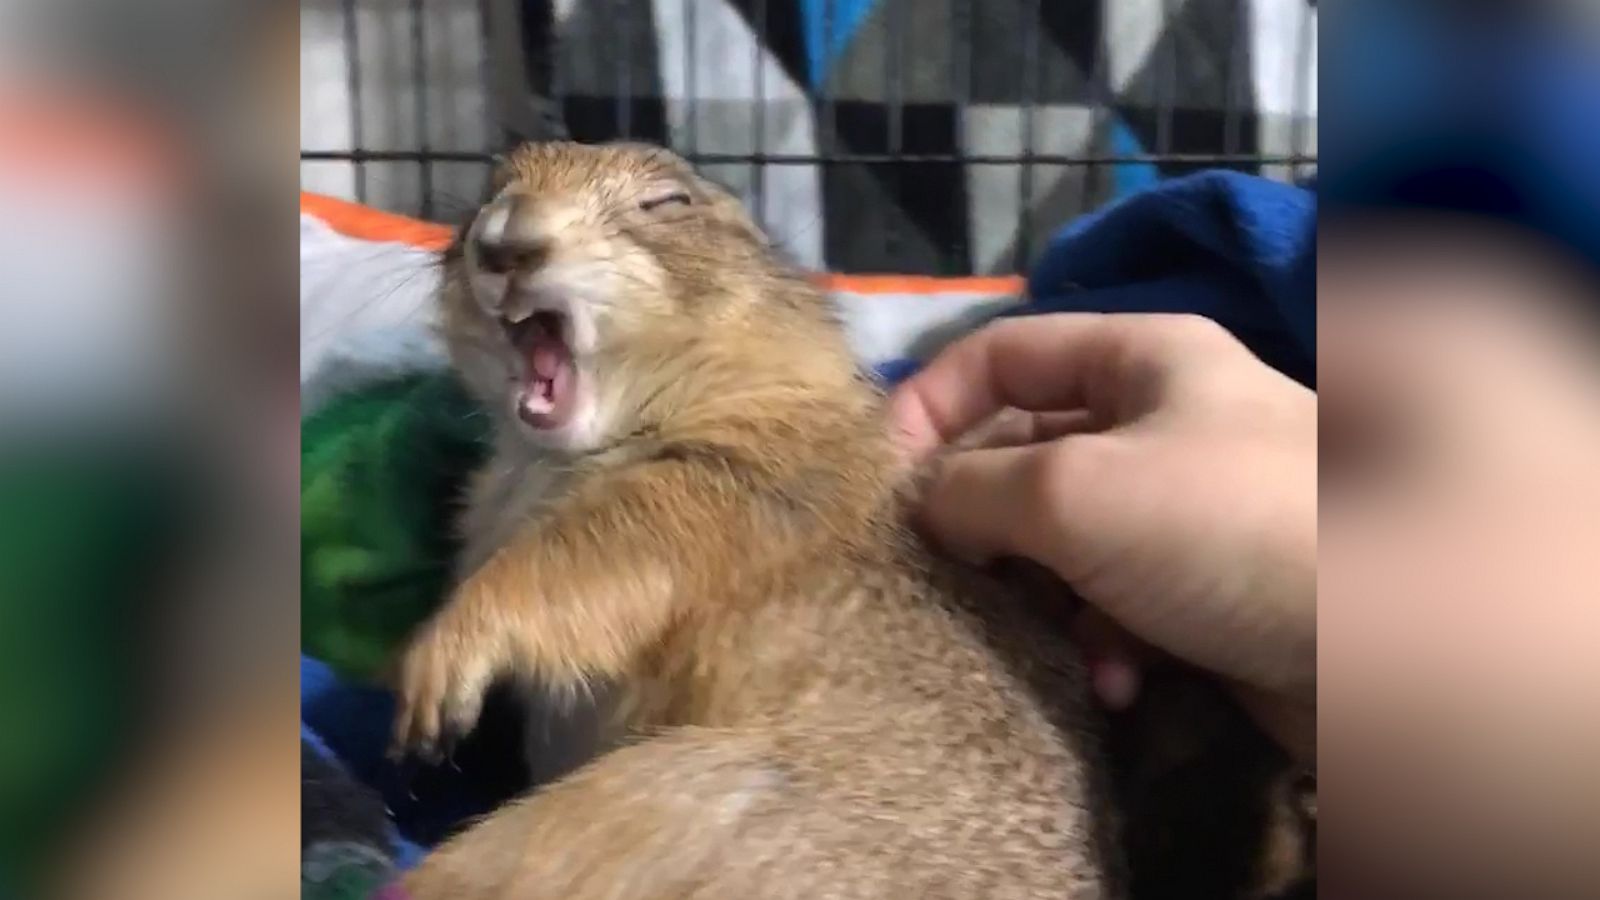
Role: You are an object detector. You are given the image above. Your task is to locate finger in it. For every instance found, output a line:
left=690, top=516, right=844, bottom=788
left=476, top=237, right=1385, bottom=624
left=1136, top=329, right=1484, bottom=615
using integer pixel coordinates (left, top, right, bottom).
left=919, top=435, right=1122, bottom=567
left=1090, top=657, right=1142, bottom=711
left=916, top=443, right=1049, bottom=564
left=1070, top=608, right=1151, bottom=711
left=890, top=313, right=1210, bottom=462
left=952, top=407, right=1100, bottom=452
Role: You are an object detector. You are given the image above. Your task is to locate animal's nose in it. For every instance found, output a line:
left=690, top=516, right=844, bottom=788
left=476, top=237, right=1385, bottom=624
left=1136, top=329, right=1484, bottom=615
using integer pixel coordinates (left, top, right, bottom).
left=473, top=193, right=552, bottom=275
left=475, top=233, right=550, bottom=275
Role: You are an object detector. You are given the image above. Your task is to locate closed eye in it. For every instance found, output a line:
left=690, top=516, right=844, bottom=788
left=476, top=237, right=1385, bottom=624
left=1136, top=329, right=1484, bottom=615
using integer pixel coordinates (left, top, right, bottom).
left=639, top=191, right=692, bottom=212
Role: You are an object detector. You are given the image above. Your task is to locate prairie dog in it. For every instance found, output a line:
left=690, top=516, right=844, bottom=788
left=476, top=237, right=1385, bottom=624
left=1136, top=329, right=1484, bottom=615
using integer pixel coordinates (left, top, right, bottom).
left=391, top=141, right=1121, bottom=898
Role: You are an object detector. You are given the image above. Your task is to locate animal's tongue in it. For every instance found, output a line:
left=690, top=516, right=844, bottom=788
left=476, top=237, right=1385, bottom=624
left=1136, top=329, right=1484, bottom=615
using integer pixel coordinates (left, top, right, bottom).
left=516, top=327, right=575, bottom=428
left=530, top=340, right=564, bottom=380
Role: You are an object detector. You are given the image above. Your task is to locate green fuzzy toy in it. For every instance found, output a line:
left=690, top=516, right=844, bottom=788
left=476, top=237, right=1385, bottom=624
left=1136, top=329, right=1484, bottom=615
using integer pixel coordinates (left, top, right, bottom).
left=301, top=373, right=491, bottom=683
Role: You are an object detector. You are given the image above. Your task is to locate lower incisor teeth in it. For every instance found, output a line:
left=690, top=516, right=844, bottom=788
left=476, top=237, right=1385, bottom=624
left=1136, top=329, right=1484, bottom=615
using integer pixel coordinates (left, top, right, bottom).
left=521, top=392, right=554, bottom=415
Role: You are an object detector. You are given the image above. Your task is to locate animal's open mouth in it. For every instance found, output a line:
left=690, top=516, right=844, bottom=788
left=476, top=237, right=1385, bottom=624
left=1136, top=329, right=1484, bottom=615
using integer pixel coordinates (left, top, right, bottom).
left=504, top=310, right=577, bottom=430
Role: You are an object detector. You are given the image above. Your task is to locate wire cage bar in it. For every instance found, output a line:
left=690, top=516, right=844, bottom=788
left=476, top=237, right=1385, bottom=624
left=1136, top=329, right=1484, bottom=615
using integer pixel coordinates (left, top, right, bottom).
left=300, top=0, right=1318, bottom=275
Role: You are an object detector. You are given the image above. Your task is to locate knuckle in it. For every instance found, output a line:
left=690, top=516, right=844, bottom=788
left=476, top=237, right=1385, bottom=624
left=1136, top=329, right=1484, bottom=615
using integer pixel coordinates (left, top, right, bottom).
left=1037, top=437, right=1107, bottom=491
left=1034, top=437, right=1123, bottom=518
left=1022, top=441, right=1071, bottom=493
left=1152, top=313, right=1231, bottom=348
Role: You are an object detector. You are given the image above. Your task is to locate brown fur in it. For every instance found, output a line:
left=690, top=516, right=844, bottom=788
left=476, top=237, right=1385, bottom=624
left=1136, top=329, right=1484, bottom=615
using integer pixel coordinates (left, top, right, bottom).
left=390, top=142, right=1123, bottom=899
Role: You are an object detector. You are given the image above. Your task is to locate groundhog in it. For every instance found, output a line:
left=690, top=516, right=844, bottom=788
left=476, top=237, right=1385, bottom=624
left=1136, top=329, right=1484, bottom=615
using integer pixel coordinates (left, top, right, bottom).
left=388, top=141, right=1309, bottom=899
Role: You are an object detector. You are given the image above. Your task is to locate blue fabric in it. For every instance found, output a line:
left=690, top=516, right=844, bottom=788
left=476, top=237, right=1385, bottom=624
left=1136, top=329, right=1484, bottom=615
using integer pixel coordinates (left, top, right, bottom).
left=880, top=170, right=1317, bottom=389
left=1022, top=170, right=1315, bottom=387
left=872, top=357, right=922, bottom=386
left=303, top=655, right=514, bottom=862
left=301, top=656, right=396, bottom=796
left=302, top=657, right=423, bottom=868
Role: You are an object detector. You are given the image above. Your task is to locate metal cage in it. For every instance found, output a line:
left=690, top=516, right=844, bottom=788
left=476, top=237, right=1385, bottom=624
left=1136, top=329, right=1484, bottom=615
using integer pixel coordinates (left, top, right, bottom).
left=300, top=0, right=1317, bottom=274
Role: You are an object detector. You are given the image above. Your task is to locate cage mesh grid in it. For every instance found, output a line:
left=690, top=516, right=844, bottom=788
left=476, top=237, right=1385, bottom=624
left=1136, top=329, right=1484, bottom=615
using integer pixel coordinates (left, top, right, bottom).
left=301, top=0, right=1318, bottom=275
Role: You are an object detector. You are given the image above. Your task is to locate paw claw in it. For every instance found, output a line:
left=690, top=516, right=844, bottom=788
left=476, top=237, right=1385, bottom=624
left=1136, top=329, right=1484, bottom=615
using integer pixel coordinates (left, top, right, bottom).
left=388, top=607, right=501, bottom=765
left=439, top=733, right=461, bottom=770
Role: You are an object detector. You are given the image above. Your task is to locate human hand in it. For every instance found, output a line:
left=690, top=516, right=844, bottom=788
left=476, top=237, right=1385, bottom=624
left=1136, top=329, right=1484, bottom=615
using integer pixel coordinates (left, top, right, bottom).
left=889, top=313, right=1316, bottom=758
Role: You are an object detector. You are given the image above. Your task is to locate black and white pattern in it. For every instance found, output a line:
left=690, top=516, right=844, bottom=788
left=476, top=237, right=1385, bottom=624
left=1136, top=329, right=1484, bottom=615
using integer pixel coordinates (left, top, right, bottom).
left=301, top=0, right=1316, bottom=274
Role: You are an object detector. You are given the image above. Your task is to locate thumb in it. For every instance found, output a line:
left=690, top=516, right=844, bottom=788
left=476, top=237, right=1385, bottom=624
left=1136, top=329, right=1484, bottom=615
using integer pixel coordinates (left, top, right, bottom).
left=918, top=435, right=1126, bottom=574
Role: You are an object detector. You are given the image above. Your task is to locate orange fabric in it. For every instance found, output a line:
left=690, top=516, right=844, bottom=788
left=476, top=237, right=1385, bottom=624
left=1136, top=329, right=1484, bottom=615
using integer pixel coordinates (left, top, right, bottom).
left=299, top=193, right=1024, bottom=295
left=300, top=192, right=455, bottom=250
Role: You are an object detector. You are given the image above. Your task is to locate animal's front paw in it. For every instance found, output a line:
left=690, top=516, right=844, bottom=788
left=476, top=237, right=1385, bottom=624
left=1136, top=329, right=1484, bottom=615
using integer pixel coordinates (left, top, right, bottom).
left=389, top=605, right=505, bottom=764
